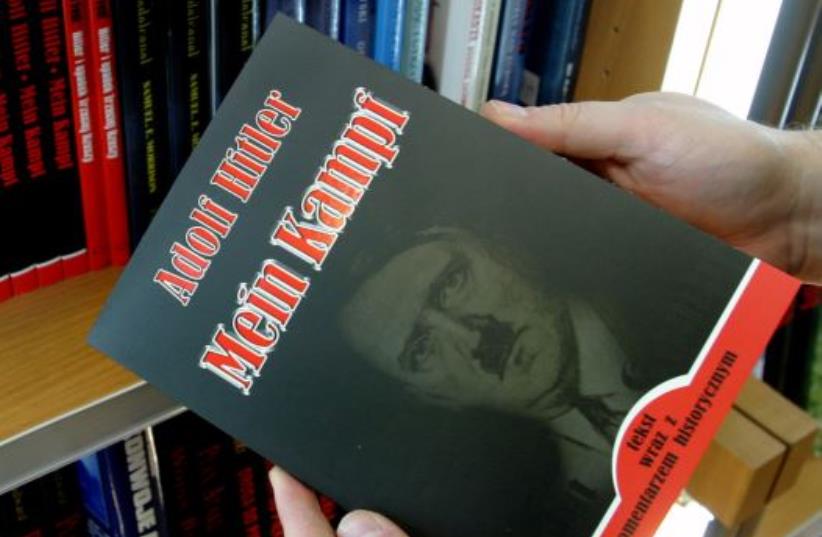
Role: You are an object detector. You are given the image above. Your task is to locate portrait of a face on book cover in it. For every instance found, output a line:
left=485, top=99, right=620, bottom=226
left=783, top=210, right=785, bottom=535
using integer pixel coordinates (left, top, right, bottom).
left=89, top=17, right=754, bottom=537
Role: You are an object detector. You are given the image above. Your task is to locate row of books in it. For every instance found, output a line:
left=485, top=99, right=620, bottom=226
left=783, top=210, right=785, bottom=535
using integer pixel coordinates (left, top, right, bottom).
left=0, top=412, right=338, bottom=537
left=0, top=0, right=591, bottom=303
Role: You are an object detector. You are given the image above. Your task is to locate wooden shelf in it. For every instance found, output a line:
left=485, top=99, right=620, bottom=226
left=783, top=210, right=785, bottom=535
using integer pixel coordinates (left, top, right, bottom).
left=0, top=268, right=182, bottom=494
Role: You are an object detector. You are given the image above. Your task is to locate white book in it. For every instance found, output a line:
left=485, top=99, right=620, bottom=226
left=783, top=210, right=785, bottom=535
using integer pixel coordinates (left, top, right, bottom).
left=427, top=0, right=502, bottom=111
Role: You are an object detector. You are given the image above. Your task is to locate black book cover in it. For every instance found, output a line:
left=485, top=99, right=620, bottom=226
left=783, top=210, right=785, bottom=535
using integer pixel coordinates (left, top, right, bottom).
left=90, top=17, right=799, bottom=537
left=112, top=0, right=172, bottom=247
left=167, top=0, right=212, bottom=179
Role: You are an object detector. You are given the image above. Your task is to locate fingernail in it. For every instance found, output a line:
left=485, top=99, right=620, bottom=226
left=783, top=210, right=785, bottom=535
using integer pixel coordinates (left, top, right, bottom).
left=338, top=512, right=384, bottom=537
left=485, top=100, right=528, bottom=118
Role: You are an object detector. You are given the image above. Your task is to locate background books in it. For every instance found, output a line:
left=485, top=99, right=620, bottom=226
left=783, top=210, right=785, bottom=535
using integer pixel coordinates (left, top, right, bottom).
left=0, top=412, right=338, bottom=537
left=1, top=0, right=594, bottom=304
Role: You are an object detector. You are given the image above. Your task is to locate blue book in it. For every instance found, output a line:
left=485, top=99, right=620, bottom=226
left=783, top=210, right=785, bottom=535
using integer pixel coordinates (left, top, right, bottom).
left=307, top=0, right=342, bottom=39
left=520, top=0, right=590, bottom=105
left=373, top=0, right=405, bottom=70
left=399, top=0, right=429, bottom=82
left=489, top=0, right=532, bottom=102
left=76, top=432, right=168, bottom=537
left=342, top=0, right=374, bottom=55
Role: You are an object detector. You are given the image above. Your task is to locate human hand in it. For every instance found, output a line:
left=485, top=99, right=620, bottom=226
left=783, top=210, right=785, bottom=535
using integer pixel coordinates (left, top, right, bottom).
left=269, top=467, right=409, bottom=537
left=481, top=93, right=822, bottom=284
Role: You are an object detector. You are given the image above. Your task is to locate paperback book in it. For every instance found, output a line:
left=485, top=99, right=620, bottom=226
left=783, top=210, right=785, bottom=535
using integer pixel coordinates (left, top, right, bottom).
left=90, top=16, right=799, bottom=537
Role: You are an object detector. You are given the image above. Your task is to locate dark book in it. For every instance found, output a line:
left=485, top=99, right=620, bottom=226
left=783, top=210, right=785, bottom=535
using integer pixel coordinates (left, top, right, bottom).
left=519, top=0, right=590, bottom=106
left=89, top=17, right=800, bottom=537
left=167, top=0, right=212, bottom=180
left=0, top=0, right=50, bottom=295
left=32, top=0, right=88, bottom=284
left=111, top=0, right=173, bottom=247
left=489, top=0, right=532, bottom=102
left=76, top=431, right=168, bottom=537
left=263, top=0, right=307, bottom=27
left=42, top=466, right=88, bottom=537
left=0, top=479, right=47, bottom=537
left=341, top=0, right=373, bottom=56
left=0, top=7, right=23, bottom=302
left=210, top=0, right=261, bottom=111
left=152, top=412, right=241, bottom=536
left=306, top=0, right=341, bottom=40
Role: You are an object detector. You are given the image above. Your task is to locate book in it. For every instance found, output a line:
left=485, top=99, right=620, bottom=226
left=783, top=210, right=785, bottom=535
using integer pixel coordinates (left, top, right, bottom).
left=166, top=0, right=212, bottom=178
left=0, top=479, right=46, bottom=537
left=519, top=0, right=590, bottom=106
left=427, top=0, right=502, bottom=110
left=76, top=431, right=167, bottom=537
left=1, top=0, right=53, bottom=294
left=264, top=0, right=307, bottom=26
left=211, top=0, right=262, bottom=111
left=63, top=0, right=110, bottom=272
left=34, top=0, right=88, bottom=285
left=307, top=0, right=342, bottom=40
left=86, top=0, right=131, bottom=265
left=488, top=0, right=532, bottom=102
left=42, top=466, right=88, bottom=537
left=0, top=4, right=25, bottom=302
left=373, top=0, right=405, bottom=71
left=398, top=0, right=428, bottom=83
left=341, top=0, right=373, bottom=56
left=89, top=16, right=800, bottom=537
left=112, top=0, right=173, bottom=247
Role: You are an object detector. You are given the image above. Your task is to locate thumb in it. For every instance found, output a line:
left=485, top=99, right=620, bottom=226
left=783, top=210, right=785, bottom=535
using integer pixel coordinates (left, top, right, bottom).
left=337, top=510, right=409, bottom=537
left=480, top=100, right=643, bottom=162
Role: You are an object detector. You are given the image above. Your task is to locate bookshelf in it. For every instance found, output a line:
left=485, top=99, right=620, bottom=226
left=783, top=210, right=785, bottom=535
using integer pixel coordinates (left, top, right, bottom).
left=0, top=269, right=182, bottom=494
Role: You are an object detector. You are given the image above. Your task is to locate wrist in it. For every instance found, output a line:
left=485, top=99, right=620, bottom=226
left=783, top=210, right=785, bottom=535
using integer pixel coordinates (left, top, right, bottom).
left=777, top=129, right=822, bottom=284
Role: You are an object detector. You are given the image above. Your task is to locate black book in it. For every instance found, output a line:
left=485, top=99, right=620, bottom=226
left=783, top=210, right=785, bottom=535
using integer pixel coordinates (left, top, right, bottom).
left=209, top=0, right=261, bottom=112
left=90, top=17, right=799, bottom=537
left=112, top=0, right=173, bottom=247
left=167, top=0, right=212, bottom=179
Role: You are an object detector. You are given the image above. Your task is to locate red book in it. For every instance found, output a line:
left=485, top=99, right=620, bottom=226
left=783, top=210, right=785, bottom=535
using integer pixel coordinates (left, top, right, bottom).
left=61, top=0, right=110, bottom=270
left=86, top=0, right=130, bottom=265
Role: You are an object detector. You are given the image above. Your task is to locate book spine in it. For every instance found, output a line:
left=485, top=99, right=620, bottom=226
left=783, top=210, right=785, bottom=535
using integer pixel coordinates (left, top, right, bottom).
left=281, top=0, right=307, bottom=23
left=86, top=0, right=130, bottom=265
left=78, top=433, right=169, bottom=537
left=467, top=0, right=502, bottom=110
left=190, top=420, right=243, bottom=535
left=0, top=480, right=47, bottom=537
left=489, top=0, right=531, bottom=102
left=373, top=0, right=405, bottom=71
left=427, top=0, right=467, bottom=106
left=399, top=0, right=429, bottom=82
left=307, top=0, right=341, bottom=40
left=40, top=0, right=89, bottom=280
left=212, top=0, right=260, bottom=109
left=0, top=14, right=21, bottom=302
left=232, top=441, right=266, bottom=537
left=62, top=0, right=110, bottom=271
left=166, top=0, right=212, bottom=179
left=111, top=0, right=173, bottom=246
left=44, top=466, right=87, bottom=537
left=151, top=416, right=202, bottom=537
left=341, top=0, right=372, bottom=56
left=520, top=0, right=590, bottom=106
left=3, top=0, right=47, bottom=294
